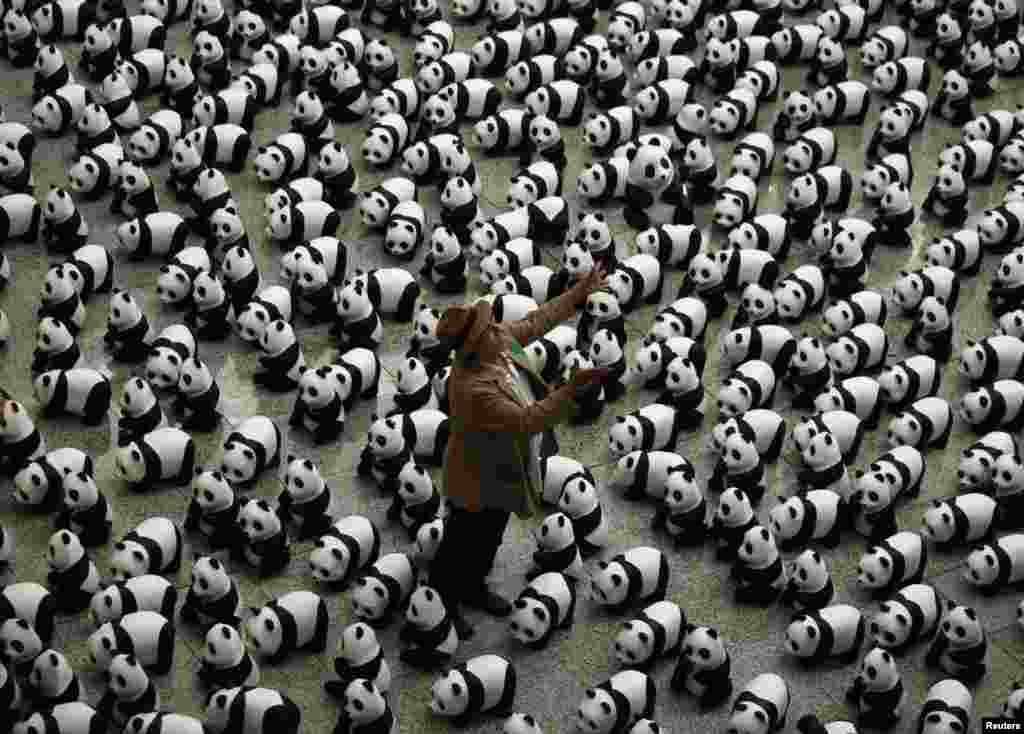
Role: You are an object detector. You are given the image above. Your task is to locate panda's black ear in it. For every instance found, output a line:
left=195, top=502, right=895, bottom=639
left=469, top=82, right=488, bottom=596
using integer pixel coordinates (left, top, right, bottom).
left=286, top=454, right=296, bottom=465
left=194, top=466, right=203, bottom=476
left=625, top=146, right=638, bottom=163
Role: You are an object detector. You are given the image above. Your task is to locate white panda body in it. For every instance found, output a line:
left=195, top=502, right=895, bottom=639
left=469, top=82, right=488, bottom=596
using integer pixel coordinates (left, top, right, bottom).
left=729, top=673, right=789, bottom=734
left=508, top=571, right=576, bottom=648
left=878, top=355, right=941, bottom=409
left=888, top=396, right=953, bottom=450
left=575, top=669, right=656, bottom=734
left=965, top=533, right=1024, bottom=590
left=430, top=654, right=516, bottom=721
left=868, top=582, right=942, bottom=651
left=88, top=610, right=174, bottom=673
left=858, top=530, right=927, bottom=595
left=352, top=553, right=416, bottom=623
left=960, top=379, right=1024, bottom=433
left=610, top=450, right=687, bottom=501
left=784, top=604, right=864, bottom=662
left=923, top=493, right=998, bottom=546
left=608, top=404, right=681, bottom=455
left=246, top=591, right=327, bottom=661
left=826, top=323, right=888, bottom=375
left=591, top=546, right=669, bottom=611
left=613, top=600, right=683, bottom=668
left=33, top=366, right=109, bottom=423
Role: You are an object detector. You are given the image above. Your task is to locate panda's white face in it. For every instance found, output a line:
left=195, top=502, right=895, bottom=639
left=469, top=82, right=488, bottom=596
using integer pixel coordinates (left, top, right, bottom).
left=860, top=38, right=887, bottom=67
left=722, top=433, right=759, bottom=473
left=857, top=546, right=896, bottom=587
left=789, top=548, right=828, bottom=590
left=365, top=40, right=394, bottom=72
left=782, top=139, right=815, bottom=174
left=40, top=264, right=77, bottom=303
left=414, top=36, right=445, bottom=66
left=63, top=470, right=101, bottom=517
left=784, top=616, right=822, bottom=657
left=995, top=40, right=1023, bottom=72
left=13, top=460, right=56, bottom=506
left=717, top=378, right=752, bottom=418
left=47, top=529, right=84, bottom=571
left=827, top=337, right=864, bottom=376
left=714, top=191, right=748, bottom=228
left=0, top=617, right=42, bottom=663
left=31, top=95, right=68, bottom=133
left=203, top=623, right=246, bottom=671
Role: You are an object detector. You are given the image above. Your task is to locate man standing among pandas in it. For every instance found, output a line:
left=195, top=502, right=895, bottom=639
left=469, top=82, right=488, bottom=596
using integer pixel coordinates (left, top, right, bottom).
left=433, top=267, right=609, bottom=638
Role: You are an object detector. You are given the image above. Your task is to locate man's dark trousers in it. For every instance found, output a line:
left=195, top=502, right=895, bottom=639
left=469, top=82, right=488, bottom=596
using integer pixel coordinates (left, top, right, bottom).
left=430, top=505, right=510, bottom=612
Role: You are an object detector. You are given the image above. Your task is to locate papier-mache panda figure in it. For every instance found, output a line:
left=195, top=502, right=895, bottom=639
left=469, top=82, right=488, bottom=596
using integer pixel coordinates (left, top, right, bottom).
left=57, top=470, right=112, bottom=547
left=530, top=512, right=585, bottom=581
left=45, top=529, right=100, bottom=613
left=670, top=624, right=733, bottom=708
left=887, top=396, right=954, bottom=450
left=731, top=525, right=787, bottom=604
left=963, top=534, right=1024, bottom=594
left=180, top=555, right=242, bottom=627
left=95, top=652, right=159, bottom=726
left=185, top=467, right=240, bottom=550
left=867, top=582, right=944, bottom=653
left=0, top=398, right=43, bottom=479
left=922, top=164, right=969, bottom=228
left=255, top=319, right=305, bottom=392
left=590, top=546, right=670, bottom=613
left=308, top=515, right=382, bottom=590
left=245, top=590, right=329, bottom=664
left=507, top=572, right=577, bottom=651
left=905, top=296, right=954, bottom=362
left=335, top=678, right=395, bottom=734
left=922, top=493, right=998, bottom=548
left=198, top=622, right=259, bottom=689
left=326, top=622, right=391, bottom=700
left=116, top=377, right=164, bottom=448
left=33, top=368, right=111, bottom=426
left=846, top=647, right=906, bottom=728
left=430, top=654, right=517, bottom=727
left=219, top=415, right=282, bottom=487
left=650, top=461, right=707, bottom=543
left=558, top=471, right=609, bottom=555
left=781, top=549, right=836, bottom=611
left=878, top=355, right=941, bottom=410
left=710, top=483, right=759, bottom=559
left=115, top=427, right=195, bottom=488
left=235, top=498, right=291, bottom=577
left=856, top=530, right=928, bottom=598
left=111, top=161, right=159, bottom=220
left=109, top=517, right=183, bottom=581
left=352, top=552, right=416, bottom=627
left=573, top=669, right=656, bottom=734
left=784, top=604, right=865, bottom=665
left=727, top=673, right=790, bottom=734
left=925, top=604, right=988, bottom=682
left=277, top=455, right=333, bottom=540
left=175, top=356, right=221, bottom=430
left=623, top=141, right=690, bottom=231
left=916, top=679, right=974, bottom=734
left=23, top=649, right=83, bottom=710
left=41, top=187, right=88, bottom=253
left=421, top=226, right=468, bottom=294
left=89, top=575, right=177, bottom=626
left=203, top=686, right=302, bottom=734
left=106, top=290, right=154, bottom=363
left=399, top=584, right=458, bottom=669
left=611, top=600, right=683, bottom=670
